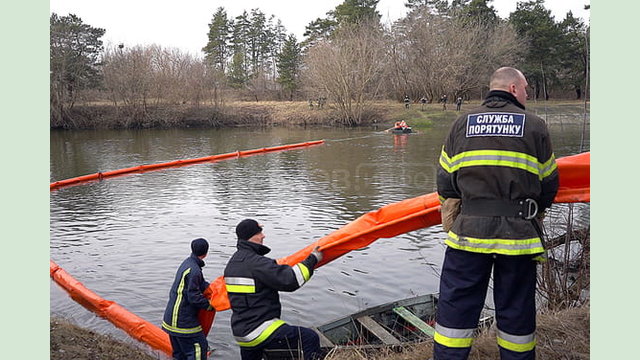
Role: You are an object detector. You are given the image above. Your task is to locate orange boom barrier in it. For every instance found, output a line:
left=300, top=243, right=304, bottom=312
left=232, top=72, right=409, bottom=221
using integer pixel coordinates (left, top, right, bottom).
left=50, top=140, right=325, bottom=191
left=50, top=150, right=590, bottom=357
left=50, top=260, right=172, bottom=355
left=203, top=152, right=591, bottom=312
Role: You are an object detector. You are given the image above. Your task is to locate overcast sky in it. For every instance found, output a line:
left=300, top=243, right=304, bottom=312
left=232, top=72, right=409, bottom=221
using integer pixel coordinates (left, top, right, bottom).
left=49, top=0, right=591, bottom=57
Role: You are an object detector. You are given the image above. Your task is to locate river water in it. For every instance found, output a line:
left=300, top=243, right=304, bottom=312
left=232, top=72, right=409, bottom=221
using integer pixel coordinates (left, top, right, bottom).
left=50, top=116, right=589, bottom=358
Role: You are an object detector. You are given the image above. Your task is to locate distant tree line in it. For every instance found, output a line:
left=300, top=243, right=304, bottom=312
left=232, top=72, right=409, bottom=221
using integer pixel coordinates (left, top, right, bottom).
left=50, top=0, right=589, bottom=126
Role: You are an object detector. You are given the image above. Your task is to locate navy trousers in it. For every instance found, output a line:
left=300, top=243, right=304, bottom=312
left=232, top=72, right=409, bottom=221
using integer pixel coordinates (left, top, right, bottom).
left=434, top=247, right=537, bottom=360
left=169, top=332, right=208, bottom=360
left=240, top=324, right=321, bottom=360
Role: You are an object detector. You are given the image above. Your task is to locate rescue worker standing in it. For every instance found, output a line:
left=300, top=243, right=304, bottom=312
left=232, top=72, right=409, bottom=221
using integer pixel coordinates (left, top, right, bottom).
left=162, top=238, right=213, bottom=360
left=435, top=67, right=559, bottom=360
left=224, top=219, right=324, bottom=360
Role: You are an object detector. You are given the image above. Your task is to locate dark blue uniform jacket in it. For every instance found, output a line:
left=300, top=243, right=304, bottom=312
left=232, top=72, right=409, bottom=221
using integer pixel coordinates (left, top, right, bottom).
left=162, top=254, right=211, bottom=337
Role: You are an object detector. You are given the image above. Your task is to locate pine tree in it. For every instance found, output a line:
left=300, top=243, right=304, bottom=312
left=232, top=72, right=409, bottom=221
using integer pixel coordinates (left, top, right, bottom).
left=202, top=7, right=231, bottom=71
left=557, top=11, right=589, bottom=99
left=50, top=13, right=105, bottom=120
left=228, top=52, right=247, bottom=88
left=230, top=11, right=251, bottom=83
left=334, top=0, right=381, bottom=24
left=277, top=35, right=302, bottom=100
left=509, top=0, right=562, bottom=100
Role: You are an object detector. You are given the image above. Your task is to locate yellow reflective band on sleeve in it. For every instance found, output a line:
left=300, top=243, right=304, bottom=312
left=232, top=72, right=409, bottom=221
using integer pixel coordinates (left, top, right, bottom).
left=225, top=277, right=256, bottom=293
left=297, top=263, right=311, bottom=282
left=446, top=231, right=544, bottom=255
left=434, top=331, right=474, bottom=348
left=171, top=268, right=191, bottom=328
left=236, top=319, right=286, bottom=347
left=439, top=146, right=452, bottom=172
left=225, top=284, right=256, bottom=293
left=540, top=154, right=558, bottom=179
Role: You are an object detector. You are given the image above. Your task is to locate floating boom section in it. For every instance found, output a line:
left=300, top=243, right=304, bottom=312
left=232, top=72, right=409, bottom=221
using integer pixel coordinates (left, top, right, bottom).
left=50, top=260, right=173, bottom=356
left=205, top=152, right=591, bottom=311
left=50, top=140, right=325, bottom=191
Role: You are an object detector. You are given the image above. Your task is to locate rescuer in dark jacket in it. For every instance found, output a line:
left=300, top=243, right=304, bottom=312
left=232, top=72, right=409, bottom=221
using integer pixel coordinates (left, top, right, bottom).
left=224, top=219, right=324, bottom=360
left=435, top=67, right=559, bottom=360
left=162, top=238, right=213, bottom=360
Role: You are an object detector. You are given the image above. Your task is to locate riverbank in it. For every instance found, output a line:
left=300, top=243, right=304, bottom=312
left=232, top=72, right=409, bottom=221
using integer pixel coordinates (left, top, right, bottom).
left=50, top=100, right=589, bottom=130
left=50, top=317, right=159, bottom=360
left=51, top=303, right=588, bottom=359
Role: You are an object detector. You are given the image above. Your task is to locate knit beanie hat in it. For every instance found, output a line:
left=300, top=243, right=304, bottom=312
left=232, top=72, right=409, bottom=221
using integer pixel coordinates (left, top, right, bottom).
left=191, top=238, right=209, bottom=256
left=236, top=219, right=263, bottom=241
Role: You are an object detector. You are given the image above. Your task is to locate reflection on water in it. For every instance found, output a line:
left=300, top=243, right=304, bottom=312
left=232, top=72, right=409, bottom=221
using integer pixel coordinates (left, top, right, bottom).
left=50, top=119, right=588, bottom=358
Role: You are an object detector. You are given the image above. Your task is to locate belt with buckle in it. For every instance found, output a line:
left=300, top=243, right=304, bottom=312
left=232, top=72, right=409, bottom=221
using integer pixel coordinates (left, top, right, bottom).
left=460, top=198, right=538, bottom=219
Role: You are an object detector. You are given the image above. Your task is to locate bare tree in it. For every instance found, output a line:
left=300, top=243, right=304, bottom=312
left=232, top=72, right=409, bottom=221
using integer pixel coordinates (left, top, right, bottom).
left=304, top=20, right=389, bottom=125
left=388, top=10, right=524, bottom=101
left=102, top=44, right=154, bottom=120
left=149, top=46, right=192, bottom=105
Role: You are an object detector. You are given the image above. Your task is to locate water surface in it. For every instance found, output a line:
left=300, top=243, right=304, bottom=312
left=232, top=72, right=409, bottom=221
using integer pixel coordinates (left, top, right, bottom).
left=50, top=117, right=589, bottom=358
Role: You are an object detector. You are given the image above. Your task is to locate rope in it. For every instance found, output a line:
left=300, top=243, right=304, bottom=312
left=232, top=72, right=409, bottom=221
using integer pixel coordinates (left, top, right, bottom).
left=326, top=133, right=386, bottom=143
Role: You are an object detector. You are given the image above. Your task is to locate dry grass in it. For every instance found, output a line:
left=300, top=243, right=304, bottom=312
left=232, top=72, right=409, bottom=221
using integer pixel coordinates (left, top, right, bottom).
left=323, top=304, right=590, bottom=360
left=50, top=317, right=160, bottom=360
left=49, top=302, right=589, bottom=360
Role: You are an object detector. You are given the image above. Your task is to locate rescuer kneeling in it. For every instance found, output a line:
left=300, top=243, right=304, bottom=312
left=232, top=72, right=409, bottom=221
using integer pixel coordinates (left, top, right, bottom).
left=435, top=67, right=559, bottom=360
left=224, top=219, right=324, bottom=360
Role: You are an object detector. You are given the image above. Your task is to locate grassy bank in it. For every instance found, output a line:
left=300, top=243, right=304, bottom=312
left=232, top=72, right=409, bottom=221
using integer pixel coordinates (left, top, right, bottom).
left=51, top=304, right=588, bottom=359
left=50, top=317, right=159, bottom=360
left=50, top=100, right=589, bottom=130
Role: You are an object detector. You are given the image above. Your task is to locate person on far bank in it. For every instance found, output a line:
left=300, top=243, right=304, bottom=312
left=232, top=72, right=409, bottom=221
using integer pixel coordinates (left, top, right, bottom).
left=456, top=96, right=463, bottom=111
left=225, top=219, right=324, bottom=360
left=162, top=238, right=214, bottom=360
left=435, top=67, right=559, bottom=360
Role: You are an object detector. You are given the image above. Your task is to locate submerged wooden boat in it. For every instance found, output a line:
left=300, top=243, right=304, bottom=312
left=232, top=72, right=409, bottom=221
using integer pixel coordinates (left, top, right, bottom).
left=314, top=294, right=439, bottom=349
left=314, top=294, right=491, bottom=349
left=264, top=294, right=491, bottom=358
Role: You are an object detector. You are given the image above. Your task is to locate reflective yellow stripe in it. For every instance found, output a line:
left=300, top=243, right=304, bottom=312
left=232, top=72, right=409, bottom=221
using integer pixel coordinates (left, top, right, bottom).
left=172, top=268, right=191, bottom=327
left=439, top=147, right=454, bottom=172
left=297, top=263, right=311, bottom=282
left=540, top=154, right=558, bottom=179
left=161, top=321, right=203, bottom=335
left=195, top=343, right=202, bottom=360
left=440, top=149, right=557, bottom=180
left=497, top=336, right=536, bottom=352
left=226, top=284, right=256, bottom=293
left=434, top=331, right=474, bottom=348
left=446, top=231, right=544, bottom=255
left=237, top=319, right=286, bottom=347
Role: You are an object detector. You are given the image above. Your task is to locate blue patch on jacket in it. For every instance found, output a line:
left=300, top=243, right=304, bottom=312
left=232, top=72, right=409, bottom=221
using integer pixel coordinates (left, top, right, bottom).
left=466, top=112, right=525, bottom=137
